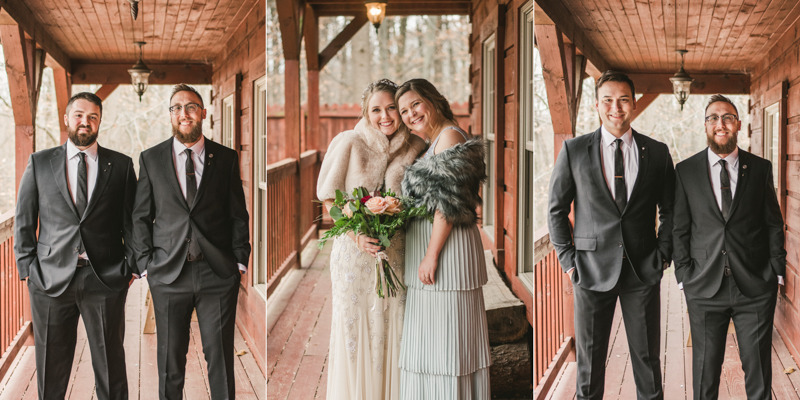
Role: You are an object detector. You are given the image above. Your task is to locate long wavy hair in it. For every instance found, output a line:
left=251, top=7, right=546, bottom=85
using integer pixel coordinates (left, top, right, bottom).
left=395, top=79, right=456, bottom=142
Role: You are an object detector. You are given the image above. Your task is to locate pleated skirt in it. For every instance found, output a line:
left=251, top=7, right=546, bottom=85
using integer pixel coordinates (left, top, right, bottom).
left=399, top=218, right=492, bottom=400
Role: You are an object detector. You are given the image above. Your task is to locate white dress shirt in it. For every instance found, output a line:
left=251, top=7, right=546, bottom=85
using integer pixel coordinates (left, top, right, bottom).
left=66, top=140, right=99, bottom=260
left=600, top=126, right=638, bottom=202
left=679, top=147, right=782, bottom=288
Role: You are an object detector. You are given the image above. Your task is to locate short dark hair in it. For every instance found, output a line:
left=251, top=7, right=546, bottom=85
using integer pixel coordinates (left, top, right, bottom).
left=170, top=84, right=204, bottom=108
left=595, top=70, right=635, bottom=100
left=705, top=94, right=739, bottom=117
left=66, top=92, right=103, bottom=115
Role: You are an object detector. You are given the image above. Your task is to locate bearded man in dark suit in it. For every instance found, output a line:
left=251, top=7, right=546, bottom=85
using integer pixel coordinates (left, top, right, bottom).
left=673, top=94, right=786, bottom=400
left=132, top=84, right=250, bottom=400
left=15, top=92, right=137, bottom=400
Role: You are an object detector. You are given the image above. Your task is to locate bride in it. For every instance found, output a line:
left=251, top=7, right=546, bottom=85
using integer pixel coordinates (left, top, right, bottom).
left=316, top=79, right=427, bottom=400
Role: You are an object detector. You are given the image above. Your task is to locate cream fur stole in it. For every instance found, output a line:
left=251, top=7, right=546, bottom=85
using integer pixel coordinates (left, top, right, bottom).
left=317, top=118, right=427, bottom=201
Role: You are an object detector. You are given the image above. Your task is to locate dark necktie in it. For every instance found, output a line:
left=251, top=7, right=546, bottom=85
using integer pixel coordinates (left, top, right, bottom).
left=614, top=139, right=627, bottom=213
left=185, top=149, right=201, bottom=259
left=76, top=152, right=88, bottom=254
left=719, top=159, right=732, bottom=220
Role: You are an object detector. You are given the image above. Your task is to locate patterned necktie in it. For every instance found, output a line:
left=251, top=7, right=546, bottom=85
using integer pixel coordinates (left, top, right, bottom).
left=76, top=152, right=88, bottom=254
left=614, top=139, right=627, bottom=213
left=719, top=159, right=732, bottom=220
left=185, top=149, right=201, bottom=259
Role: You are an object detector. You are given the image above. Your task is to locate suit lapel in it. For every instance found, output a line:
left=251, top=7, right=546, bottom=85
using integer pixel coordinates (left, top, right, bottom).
left=700, top=149, right=726, bottom=222
left=50, top=143, right=80, bottom=219
left=192, top=137, right=216, bottom=209
left=588, top=128, right=618, bottom=212
left=728, top=148, right=749, bottom=219
left=626, top=131, right=649, bottom=208
left=83, top=146, right=111, bottom=220
left=161, top=140, right=190, bottom=211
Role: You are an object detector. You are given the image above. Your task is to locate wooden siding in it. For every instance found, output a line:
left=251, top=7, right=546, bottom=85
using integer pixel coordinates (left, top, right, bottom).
left=750, top=10, right=800, bottom=374
left=553, top=0, right=800, bottom=74
left=21, top=0, right=260, bottom=64
left=210, top=0, right=266, bottom=374
left=471, top=0, right=534, bottom=326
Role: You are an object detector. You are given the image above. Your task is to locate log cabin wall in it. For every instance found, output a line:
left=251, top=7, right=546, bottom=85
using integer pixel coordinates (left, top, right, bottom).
left=470, top=0, right=534, bottom=324
left=750, top=13, right=800, bottom=365
left=210, top=0, right=267, bottom=372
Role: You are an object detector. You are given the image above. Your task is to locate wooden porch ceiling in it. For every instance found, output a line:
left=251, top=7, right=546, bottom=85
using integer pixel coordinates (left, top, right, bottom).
left=537, top=0, right=800, bottom=75
left=306, top=0, right=470, bottom=16
left=0, top=0, right=261, bottom=84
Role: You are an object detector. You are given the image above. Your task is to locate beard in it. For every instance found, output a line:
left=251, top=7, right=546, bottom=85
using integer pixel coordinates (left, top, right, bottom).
left=68, top=125, right=98, bottom=147
left=707, top=130, right=738, bottom=155
left=172, top=120, right=203, bottom=144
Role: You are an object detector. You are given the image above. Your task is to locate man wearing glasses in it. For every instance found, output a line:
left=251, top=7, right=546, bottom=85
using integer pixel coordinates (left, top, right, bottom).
left=673, top=94, right=785, bottom=399
left=132, top=84, right=250, bottom=399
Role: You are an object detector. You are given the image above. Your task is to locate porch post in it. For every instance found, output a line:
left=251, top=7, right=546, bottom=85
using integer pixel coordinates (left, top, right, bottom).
left=305, top=4, right=320, bottom=152
left=51, top=66, right=72, bottom=144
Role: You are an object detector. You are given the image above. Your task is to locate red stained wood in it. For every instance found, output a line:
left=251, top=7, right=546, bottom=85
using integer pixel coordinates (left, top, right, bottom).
left=631, top=93, right=660, bottom=121
left=0, top=347, right=36, bottom=399
left=627, top=73, right=750, bottom=94
left=71, top=63, right=212, bottom=85
left=535, top=24, right=574, bottom=153
left=185, top=321, right=211, bottom=398
left=94, top=84, right=119, bottom=102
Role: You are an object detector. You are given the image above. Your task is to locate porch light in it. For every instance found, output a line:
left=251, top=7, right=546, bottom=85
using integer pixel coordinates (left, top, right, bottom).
left=128, top=42, right=152, bottom=102
left=365, top=2, right=387, bottom=32
left=669, top=50, right=693, bottom=111
left=128, top=0, right=140, bottom=20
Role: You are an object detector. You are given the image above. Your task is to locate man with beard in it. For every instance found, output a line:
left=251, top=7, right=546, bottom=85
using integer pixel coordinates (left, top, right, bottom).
left=549, top=70, right=674, bottom=400
left=14, top=92, right=137, bottom=399
left=673, top=94, right=785, bottom=399
left=132, top=84, right=250, bottom=400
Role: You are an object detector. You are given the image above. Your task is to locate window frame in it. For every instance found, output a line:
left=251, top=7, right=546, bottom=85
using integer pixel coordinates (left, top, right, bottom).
left=253, top=75, right=267, bottom=297
left=517, top=1, right=534, bottom=291
left=482, top=34, right=497, bottom=239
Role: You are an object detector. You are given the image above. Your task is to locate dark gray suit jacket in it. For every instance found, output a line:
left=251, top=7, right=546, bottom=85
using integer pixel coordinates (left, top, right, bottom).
left=131, top=137, right=250, bottom=284
left=548, top=128, right=675, bottom=291
left=673, top=148, right=786, bottom=298
left=14, top=143, right=137, bottom=296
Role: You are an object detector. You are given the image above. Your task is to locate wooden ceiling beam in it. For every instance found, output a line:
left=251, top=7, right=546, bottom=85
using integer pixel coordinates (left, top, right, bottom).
left=313, top=4, right=470, bottom=16
left=51, top=65, right=71, bottom=143
left=631, top=93, right=660, bottom=121
left=71, top=63, right=213, bottom=85
left=319, top=14, right=368, bottom=69
left=94, top=84, right=120, bottom=102
left=0, top=1, right=71, bottom=72
left=534, top=0, right=609, bottom=78
left=536, top=23, right=574, bottom=154
left=627, top=73, right=750, bottom=95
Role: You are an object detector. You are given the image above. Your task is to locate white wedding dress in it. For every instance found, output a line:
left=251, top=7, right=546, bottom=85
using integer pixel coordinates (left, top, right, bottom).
left=326, top=232, right=406, bottom=400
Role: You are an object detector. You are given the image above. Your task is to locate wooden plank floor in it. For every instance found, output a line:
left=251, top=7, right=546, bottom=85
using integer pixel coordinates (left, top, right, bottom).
left=0, top=278, right=265, bottom=400
left=545, top=268, right=800, bottom=400
left=266, top=242, right=332, bottom=400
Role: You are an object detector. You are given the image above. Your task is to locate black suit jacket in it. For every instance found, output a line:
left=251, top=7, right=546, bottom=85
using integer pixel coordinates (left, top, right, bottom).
left=548, top=128, right=675, bottom=291
left=132, top=137, right=250, bottom=284
left=673, top=148, right=786, bottom=298
left=14, top=143, right=137, bottom=296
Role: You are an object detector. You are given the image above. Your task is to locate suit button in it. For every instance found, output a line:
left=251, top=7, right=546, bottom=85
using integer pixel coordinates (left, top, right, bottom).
left=74, top=247, right=79, bottom=253
left=618, top=242, right=623, bottom=247
left=186, top=238, right=191, bottom=243
left=722, top=250, right=727, bottom=255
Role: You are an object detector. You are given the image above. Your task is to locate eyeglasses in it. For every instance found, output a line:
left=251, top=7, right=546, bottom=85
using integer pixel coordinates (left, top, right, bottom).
left=704, top=114, right=738, bottom=125
left=168, top=103, right=202, bottom=116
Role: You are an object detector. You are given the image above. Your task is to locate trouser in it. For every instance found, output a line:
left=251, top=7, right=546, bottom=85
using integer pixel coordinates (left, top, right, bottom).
left=685, top=274, right=777, bottom=400
left=28, top=265, right=129, bottom=400
left=573, top=258, right=663, bottom=400
left=148, top=259, right=240, bottom=400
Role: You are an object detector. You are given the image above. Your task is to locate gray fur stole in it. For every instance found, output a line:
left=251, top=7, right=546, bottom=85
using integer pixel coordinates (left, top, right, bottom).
left=401, top=137, right=487, bottom=226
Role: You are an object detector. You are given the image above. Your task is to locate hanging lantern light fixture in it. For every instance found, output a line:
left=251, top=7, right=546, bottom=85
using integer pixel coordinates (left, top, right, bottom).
left=128, top=42, right=152, bottom=102
left=364, top=2, right=387, bottom=32
left=669, top=50, right=693, bottom=111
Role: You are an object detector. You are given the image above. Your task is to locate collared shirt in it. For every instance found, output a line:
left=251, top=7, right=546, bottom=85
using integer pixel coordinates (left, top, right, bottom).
left=707, top=147, right=739, bottom=212
left=600, top=126, right=638, bottom=201
left=172, top=136, right=206, bottom=198
left=66, top=140, right=99, bottom=260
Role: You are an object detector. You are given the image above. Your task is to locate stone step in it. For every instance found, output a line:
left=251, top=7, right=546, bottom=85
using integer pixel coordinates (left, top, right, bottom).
left=483, top=250, right=529, bottom=345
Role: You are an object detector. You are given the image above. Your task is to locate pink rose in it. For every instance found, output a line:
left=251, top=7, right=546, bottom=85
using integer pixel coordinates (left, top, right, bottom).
left=383, top=196, right=402, bottom=215
left=343, top=203, right=354, bottom=217
left=365, top=197, right=389, bottom=214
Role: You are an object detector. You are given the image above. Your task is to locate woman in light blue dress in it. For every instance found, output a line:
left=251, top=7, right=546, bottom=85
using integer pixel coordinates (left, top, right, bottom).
left=396, top=79, right=491, bottom=399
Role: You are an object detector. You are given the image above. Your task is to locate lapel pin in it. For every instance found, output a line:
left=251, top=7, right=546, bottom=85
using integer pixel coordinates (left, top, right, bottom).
left=743, top=165, right=747, bottom=169
left=209, top=154, right=213, bottom=158
left=642, top=147, right=645, bottom=150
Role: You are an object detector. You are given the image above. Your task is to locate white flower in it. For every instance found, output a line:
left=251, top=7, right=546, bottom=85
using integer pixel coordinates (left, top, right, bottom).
left=351, top=294, right=358, bottom=303
left=345, top=272, right=356, bottom=283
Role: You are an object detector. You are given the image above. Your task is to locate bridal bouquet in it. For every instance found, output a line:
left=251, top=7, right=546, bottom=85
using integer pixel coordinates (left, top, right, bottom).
left=319, top=187, right=431, bottom=298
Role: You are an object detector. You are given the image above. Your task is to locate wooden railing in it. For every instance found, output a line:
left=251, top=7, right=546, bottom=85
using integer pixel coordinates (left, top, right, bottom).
left=0, top=209, right=32, bottom=381
left=265, top=151, right=322, bottom=297
left=533, top=229, right=574, bottom=400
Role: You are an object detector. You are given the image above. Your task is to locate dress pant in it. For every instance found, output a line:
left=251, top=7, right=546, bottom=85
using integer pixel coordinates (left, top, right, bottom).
left=685, top=273, right=777, bottom=400
left=148, top=259, right=240, bottom=400
left=573, top=258, right=663, bottom=400
left=28, top=265, right=129, bottom=400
